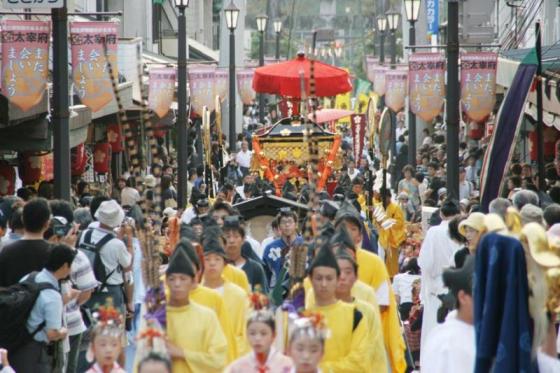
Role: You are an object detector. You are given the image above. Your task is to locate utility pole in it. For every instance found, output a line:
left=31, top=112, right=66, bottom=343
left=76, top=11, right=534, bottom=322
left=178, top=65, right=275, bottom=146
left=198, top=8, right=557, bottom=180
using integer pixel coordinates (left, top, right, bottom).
left=446, top=0, right=460, bottom=200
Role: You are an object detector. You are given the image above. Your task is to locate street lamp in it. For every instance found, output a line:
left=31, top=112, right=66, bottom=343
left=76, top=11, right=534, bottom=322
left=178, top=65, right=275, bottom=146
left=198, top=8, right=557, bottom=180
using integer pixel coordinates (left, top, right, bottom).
left=175, top=0, right=190, bottom=209
left=256, top=15, right=268, bottom=124
left=274, top=19, right=282, bottom=61
left=225, top=1, right=240, bottom=152
left=404, top=0, right=421, bottom=166
left=377, top=16, right=387, bottom=64
left=386, top=7, right=400, bottom=68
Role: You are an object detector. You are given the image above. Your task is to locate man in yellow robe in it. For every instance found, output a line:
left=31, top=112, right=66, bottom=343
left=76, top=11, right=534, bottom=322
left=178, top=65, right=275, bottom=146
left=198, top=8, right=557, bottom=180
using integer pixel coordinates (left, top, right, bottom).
left=306, top=243, right=371, bottom=372
left=374, top=189, right=406, bottom=278
left=164, top=249, right=228, bottom=373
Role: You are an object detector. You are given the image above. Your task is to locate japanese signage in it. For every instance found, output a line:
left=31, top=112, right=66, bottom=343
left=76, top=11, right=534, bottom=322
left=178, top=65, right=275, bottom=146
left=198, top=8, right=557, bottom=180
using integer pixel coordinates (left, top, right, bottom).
left=365, top=56, right=378, bottom=83
left=408, top=53, right=446, bottom=122
left=70, top=22, right=119, bottom=112
left=372, top=67, right=388, bottom=96
left=214, top=68, right=228, bottom=100
left=148, top=67, right=176, bottom=118
left=2, top=0, right=63, bottom=8
left=188, top=65, right=216, bottom=115
left=384, top=69, right=408, bottom=113
left=1, top=20, right=50, bottom=112
left=461, top=52, right=498, bottom=123
left=426, top=0, right=439, bottom=36
left=237, top=69, right=256, bottom=105
left=351, top=114, right=366, bottom=161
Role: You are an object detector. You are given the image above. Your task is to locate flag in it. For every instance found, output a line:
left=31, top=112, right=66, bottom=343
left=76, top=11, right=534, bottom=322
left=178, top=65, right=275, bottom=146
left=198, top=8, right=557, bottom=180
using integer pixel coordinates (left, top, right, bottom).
left=480, top=50, right=538, bottom=212
left=354, top=78, right=372, bottom=97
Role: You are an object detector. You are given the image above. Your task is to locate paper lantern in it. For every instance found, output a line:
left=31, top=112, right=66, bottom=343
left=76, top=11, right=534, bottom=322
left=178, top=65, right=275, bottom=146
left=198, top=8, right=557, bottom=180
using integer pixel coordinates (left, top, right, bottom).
left=94, top=142, right=112, bottom=174
left=468, top=121, right=484, bottom=140
left=106, top=124, right=123, bottom=153
left=20, top=152, right=43, bottom=185
left=0, top=162, right=15, bottom=196
left=71, top=144, right=87, bottom=176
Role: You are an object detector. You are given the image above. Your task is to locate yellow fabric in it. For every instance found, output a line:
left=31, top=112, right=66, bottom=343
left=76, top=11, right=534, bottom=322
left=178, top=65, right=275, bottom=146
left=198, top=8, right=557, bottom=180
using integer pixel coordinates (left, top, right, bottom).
left=221, top=281, right=250, bottom=358
left=304, top=279, right=376, bottom=309
left=190, top=285, right=238, bottom=362
left=222, top=264, right=251, bottom=293
left=356, top=248, right=387, bottom=290
left=166, top=302, right=228, bottom=373
left=354, top=298, right=388, bottom=372
left=377, top=202, right=407, bottom=278
left=307, top=300, right=370, bottom=372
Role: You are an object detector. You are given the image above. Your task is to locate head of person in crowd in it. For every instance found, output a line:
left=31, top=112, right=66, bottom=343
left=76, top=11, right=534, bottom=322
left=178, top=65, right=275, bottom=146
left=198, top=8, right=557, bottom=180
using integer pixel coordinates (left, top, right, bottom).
left=448, top=216, right=468, bottom=246
left=94, top=200, right=125, bottom=231
left=521, top=163, right=533, bottom=179
left=334, top=202, right=362, bottom=248
left=459, top=212, right=486, bottom=252
left=87, top=301, right=124, bottom=371
left=190, top=217, right=204, bottom=240
left=38, top=180, right=54, bottom=200
left=16, top=187, right=32, bottom=201
left=401, top=257, right=421, bottom=275
left=512, top=189, right=539, bottom=210
left=219, top=182, right=236, bottom=203
left=161, top=175, right=173, bottom=192
left=47, top=243, right=76, bottom=281
left=510, top=163, right=523, bottom=177
left=163, top=165, right=174, bottom=177
left=208, top=202, right=236, bottom=228
left=440, top=199, right=460, bottom=221
left=427, top=161, right=440, bottom=178
left=549, top=186, right=560, bottom=204
left=308, top=243, right=340, bottom=306
left=351, top=176, right=364, bottom=195
left=195, top=196, right=210, bottom=216
left=76, top=180, right=90, bottom=198
left=23, top=197, right=51, bottom=237
left=543, top=203, right=560, bottom=228
left=334, top=250, right=358, bottom=303
left=346, top=159, right=356, bottom=173
left=438, top=187, right=448, bottom=204
left=166, top=249, right=196, bottom=306
left=151, top=163, right=163, bottom=178
left=277, top=208, right=298, bottom=242
left=319, top=200, right=339, bottom=229
left=288, top=317, right=326, bottom=373
left=402, top=165, right=415, bottom=180
left=90, top=195, right=111, bottom=221
left=201, top=235, right=228, bottom=288
left=488, top=197, right=512, bottom=221
left=174, top=238, right=203, bottom=283
left=138, top=353, right=172, bottom=373
left=8, top=206, right=24, bottom=237
left=188, top=168, right=197, bottom=182
left=74, top=207, right=93, bottom=231
left=222, top=216, right=245, bottom=264
left=442, top=256, right=475, bottom=324
left=245, top=292, right=276, bottom=359
left=520, top=204, right=544, bottom=226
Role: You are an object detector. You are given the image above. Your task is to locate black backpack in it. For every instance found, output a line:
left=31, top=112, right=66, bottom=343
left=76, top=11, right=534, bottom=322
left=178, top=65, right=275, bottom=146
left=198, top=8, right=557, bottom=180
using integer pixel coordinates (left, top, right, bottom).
left=0, top=272, right=57, bottom=353
left=77, top=229, right=116, bottom=292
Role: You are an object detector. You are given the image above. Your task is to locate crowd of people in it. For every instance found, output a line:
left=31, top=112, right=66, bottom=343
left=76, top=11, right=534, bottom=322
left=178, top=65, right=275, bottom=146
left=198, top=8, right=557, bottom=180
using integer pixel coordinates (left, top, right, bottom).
left=0, top=111, right=559, bottom=373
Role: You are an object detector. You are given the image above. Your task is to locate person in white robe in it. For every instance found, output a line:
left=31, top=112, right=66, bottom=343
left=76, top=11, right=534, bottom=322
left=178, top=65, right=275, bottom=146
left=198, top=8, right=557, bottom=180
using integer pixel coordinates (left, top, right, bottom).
left=417, top=200, right=462, bottom=361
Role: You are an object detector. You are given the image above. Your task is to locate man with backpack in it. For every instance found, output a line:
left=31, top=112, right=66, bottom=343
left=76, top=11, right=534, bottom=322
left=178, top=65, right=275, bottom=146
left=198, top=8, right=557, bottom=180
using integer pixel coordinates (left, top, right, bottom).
left=6, top=244, right=77, bottom=373
left=0, top=198, right=52, bottom=287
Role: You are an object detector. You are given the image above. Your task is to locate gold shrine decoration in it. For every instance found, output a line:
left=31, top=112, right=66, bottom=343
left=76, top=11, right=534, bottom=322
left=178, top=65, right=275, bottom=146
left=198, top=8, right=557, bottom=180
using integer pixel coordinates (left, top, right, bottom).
left=317, top=135, right=342, bottom=191
left=257, top=138, right=342, bottom=168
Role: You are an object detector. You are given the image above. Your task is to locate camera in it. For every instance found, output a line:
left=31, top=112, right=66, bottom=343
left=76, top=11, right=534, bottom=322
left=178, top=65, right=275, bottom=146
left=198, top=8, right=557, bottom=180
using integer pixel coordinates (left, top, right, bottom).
left=52, top=216, right=71, bottom=237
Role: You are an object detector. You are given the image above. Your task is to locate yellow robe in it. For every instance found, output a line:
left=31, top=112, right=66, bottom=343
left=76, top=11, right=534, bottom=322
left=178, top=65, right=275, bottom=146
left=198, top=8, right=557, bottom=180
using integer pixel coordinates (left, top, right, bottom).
left=356, top=248, right=388, bottom=291
left=307, top=301, right=370, bottom=373
left=166, top=302, right=228, bottom=373
left=376, top=202, right=406, bottom=278
left=217, top=281, right=250, bottom=358
left=190, top=285, right=238, bottom=362
left=354, top=298, right=388, bottom=372
left=222, top=264, right=251, bottom=293
left=304, top=279, right=377, bottom=308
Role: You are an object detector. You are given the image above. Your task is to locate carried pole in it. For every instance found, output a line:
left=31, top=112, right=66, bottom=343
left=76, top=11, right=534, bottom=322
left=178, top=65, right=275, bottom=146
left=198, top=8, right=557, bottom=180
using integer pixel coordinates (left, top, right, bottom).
left=446, top=0, right=460, bottom=200
left=259, top=30, right=266, bottom=123
left=177, top=6, right=189, bottom=209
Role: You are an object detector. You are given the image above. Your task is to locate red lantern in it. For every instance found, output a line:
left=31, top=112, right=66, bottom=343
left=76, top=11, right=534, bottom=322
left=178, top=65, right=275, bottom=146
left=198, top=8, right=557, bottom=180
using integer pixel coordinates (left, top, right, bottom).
left=0, top=162, right=15, bottom=196
left=71, top=144, right=87, bottom=176
left=106, top=124, right=123, bottom=153
left=468, top=121, right=485, bottom=140
left=20, top=152, right=43, bottom=185
left=529, top=127, right=559, bottom=161
left=94, top=142, right=112, bottom=174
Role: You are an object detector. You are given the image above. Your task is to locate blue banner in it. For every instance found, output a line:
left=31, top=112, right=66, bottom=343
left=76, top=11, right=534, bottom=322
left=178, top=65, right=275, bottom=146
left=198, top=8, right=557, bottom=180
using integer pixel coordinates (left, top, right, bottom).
left=426, top=0, right=439, bottom=36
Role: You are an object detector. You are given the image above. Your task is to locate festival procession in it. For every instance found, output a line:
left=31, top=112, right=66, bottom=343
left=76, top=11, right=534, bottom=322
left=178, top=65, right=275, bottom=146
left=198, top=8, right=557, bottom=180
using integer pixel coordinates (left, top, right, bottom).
left=0, top=0, right=559, bottom=372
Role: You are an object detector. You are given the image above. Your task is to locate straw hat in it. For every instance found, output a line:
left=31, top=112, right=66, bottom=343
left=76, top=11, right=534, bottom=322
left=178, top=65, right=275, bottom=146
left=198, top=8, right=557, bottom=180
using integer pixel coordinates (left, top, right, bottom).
left=94, top=200, right=125, bottom=228
left=458, top=212, right=486, bottom=236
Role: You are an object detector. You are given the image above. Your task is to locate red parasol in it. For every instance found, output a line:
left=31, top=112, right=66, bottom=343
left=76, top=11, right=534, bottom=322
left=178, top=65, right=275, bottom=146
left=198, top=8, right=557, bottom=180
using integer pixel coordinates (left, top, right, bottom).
left=252, top=53, right=352, bottom=98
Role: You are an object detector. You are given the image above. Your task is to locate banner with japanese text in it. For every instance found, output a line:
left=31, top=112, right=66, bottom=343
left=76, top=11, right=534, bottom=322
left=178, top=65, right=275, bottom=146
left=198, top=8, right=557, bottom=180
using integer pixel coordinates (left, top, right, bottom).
left=188, top=65, right=216, bottom=115
left=148, top=67, right=176, bottom=118
left=408, top=53, right=445, bottom=122
left=384, top=69, right=408, bottom=113
left=365, top=56, right=378, bottom=83
left=351, top=114, right=366, bottom=161
left=461, top=52, right=498, bottom=123
left=70, top=21, right=119, bottom=112
left=1, top=20, right=50, bottom=111
left=237, top=69, right=256, bottom=105
left=372, top=67, right=388, bottom=96
left=214, top=68, right=228, bottom=100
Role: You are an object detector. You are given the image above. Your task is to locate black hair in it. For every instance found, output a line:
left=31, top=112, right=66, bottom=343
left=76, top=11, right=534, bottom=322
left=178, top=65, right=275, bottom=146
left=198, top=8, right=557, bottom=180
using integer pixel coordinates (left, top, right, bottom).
left=277, top=209, right=298, bottom=223
left=427, top=161, right=440, bottom=170
left=549, top=186, right=560, bottom=204
left=9, top=207, right=24, bottom=231
left=49, top=199, right=74, bottom=224
left=415, top=172, right=425, bottom=183
left=76, top=180, right=89, bottom=196
left=448, top=216, right=467, bottom=243
left=403, top=257, right=420, bottom=274
left=37, top=181, right=54, bottom=200
left=45, top=244, right=76, bottom=272
left=23, top=198, right=51, bottom=233
left=335, top=253, right=358, bottom=274
left=16, top=187, right=32, bottom=201
left=440, top=199, right=460, bottom=218
left=138, top=352, right=172, bottom=373
left=336, top=216, right=363, bottom=234
left=209, top=202, right=235, bottom=217
left=90, top=195, right=111, bottom=220
left=161, top=175, right=173, bottom=190
left=508, top=176, right=522, bottom=189
left=544, top=204, right=560, bottom=227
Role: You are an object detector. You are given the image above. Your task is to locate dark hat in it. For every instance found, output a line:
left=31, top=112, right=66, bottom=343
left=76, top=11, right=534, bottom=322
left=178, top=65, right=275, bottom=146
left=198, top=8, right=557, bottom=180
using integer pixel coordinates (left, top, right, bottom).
left=330, top=224, right=355, bottom=251
left=166, top=249, right=196, bottom=277
left=309, top=243, right=340, bottom=276
left=174, top=238, right=201, bottom=271
left=223, top=215, right=246, bottom=236
left=180, top=223, right=199, bottom=242
left=333, top=193, right=345, bottom=202
left=335, top=200, right=362, bottom=228
left=443, top=255, right=475, bottom=296
left=202, top=235, right=227, bottom=258
left=318, top=222, right=335, bottom=239
left=352, top=176, right=364, bottom=185
left=320, top=200, right=339, bottom=220
left=196, top=198, right=210, bottom=208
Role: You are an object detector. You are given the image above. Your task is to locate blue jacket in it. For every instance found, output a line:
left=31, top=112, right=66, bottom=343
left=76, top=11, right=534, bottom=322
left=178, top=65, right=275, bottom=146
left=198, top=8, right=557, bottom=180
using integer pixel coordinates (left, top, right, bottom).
left=474, top=233, right=536, bottom=373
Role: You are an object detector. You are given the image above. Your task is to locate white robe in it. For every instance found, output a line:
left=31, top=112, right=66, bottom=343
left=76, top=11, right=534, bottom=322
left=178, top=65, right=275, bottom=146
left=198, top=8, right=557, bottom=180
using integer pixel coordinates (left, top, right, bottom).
left=420, top=311, right=475, bottom=373
left=417, top=220, right=463, bottom=360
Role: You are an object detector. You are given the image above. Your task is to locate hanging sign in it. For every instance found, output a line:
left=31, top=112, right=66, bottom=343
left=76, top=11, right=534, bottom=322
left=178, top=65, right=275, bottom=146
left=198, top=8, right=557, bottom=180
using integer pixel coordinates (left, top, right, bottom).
left=408, top=53, right=446, bottom=122
left=148, top=67, right=176, bottom=118
left=1, top=20, right=50, bottom=111
left=460, top=52, right=498, bottom=123
left=365, top=56, right=378, bottom=83
left=214, top=68, right=228, bottom=100
left=384, top=69, right=408, bottom=113
left=426, top=0, right=439, bottom=36
left=70, top=21, right=119, bottom=112
left=2, top=0, right=63, bottom=8
left=372, top=67, right=388, bottom=96
left=237, top=69, right=256, bottom=105
left=188, top=65, right=216, bottom=115
left=351, top=114, right=366, bottom=161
